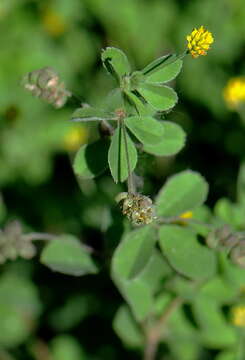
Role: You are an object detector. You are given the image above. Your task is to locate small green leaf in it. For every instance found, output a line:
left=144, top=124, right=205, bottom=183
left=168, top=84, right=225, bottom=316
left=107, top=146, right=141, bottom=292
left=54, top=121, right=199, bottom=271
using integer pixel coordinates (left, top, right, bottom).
left=192, top=297, right=236, bottom=348
left=145, top=59, right=183, bottom=84
left=112, top=227, right=166, bottom=321
left=41, top=235, right=98, bottom=276
left=156, top=170, right=209, bottom=217
left=112, top=227, right=156, bottom=280
left=108, top=125, right=137, bottom=183
left=113, top=305, right=143, bottom=348
left=125, top=116, right=164, bottom=145
left=102, top=47, right=131, bottom=80
left=71, top=106, right=113, bottom=122
left=144, top=121, right=186, bottom=156
left=158, top=225, right=217, bottom=280
left=73, top=139, right=109, bottom=180
left=138, top=84, right=178, bottom=111
left=0, top=273, right=41, bottom=347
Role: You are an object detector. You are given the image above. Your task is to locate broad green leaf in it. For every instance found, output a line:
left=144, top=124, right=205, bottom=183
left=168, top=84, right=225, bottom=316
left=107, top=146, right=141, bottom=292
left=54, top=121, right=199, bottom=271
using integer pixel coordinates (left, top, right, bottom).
left=124, top=116, right=164, bottom=145
left=156, top=170, right=209, bottom=217
left=73, top=139, right=109, bottom=179
left=51, top=335, right=86, bottom=360
left=158, top=225, right=217, bottom=280
left=71, top=106, right=114, bottom=122
left=41, top=235, right=98, bottom=276
left=113, top=305, right=143, bottom=348
left=138, top=84, right=178, bottom=111
left=144, top=121, right=186, bottom=156
left=108, top=125, right=137, bottom=183
left=145, top=59, right=183, bottom=84
left=101, top=47, right=131, bottom=80
left=0, top=273, right=41, bottom=347
left=141, top=54, right=176, bottom=76
left=192, top=297, right=236, bottom=348
left=112, top=227, right=166, bottom=320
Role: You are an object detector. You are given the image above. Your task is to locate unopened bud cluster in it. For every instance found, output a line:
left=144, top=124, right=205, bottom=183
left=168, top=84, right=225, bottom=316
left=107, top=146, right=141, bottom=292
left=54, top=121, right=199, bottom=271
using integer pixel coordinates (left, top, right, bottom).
left=0, top=221, right=36, bottom=264
left=206, top=225, right=245, bottom=268
left=117, top=192, right=156, bottom=225
left=22, top=67, right=71, bottom=108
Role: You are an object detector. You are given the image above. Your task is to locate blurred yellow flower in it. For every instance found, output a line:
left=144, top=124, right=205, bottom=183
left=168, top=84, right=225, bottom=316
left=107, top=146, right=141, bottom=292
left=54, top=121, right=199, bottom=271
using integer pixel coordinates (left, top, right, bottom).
left=223, top=77, right=245, bottom=109
left=231, top=305, right=245, bottom=327
left=42, top=9, right=66, bottom=37
left=63, top=126, right=88, bottom=152
left=179, top=211, right=193, bottom=219
left=186, top=26, right=214, bottom=58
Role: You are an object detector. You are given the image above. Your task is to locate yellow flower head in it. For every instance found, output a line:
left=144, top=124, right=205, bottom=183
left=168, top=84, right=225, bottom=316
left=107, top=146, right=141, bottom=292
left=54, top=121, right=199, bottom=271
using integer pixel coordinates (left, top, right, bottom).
left=231, top=305, right=245, bottom=327
left=186, top=26, right=214, bottom=58
left=63, top=126, right=88, bottom=152
left=179, top=211, right=193, bottom=220
left=223, top=77, right=245, bottom=109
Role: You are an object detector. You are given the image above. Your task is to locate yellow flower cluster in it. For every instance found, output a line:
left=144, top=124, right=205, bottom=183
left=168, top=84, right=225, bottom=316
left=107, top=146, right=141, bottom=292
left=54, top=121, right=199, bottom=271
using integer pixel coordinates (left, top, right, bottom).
left=223, top=77, right=245, bottom=109
left=231, top=305, right=245, bottom=327
left=63, top=126, right=88, bottom=152
left=187, top=26, right=214, bottom=58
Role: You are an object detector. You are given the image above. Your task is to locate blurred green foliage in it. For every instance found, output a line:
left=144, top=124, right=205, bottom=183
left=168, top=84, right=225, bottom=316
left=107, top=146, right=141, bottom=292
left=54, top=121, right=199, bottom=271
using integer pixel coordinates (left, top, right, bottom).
left=0, top=0, right=245, bottom=359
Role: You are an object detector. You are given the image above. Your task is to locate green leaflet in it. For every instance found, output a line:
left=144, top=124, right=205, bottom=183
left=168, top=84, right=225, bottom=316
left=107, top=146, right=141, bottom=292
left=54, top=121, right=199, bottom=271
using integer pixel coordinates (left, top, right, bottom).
left=108, top=125, right=137, bottom=183
left=158, top=225, right=217, bottom=280
left=41, top=235, right=98, bottom=276
left=101, top=47, right=131, bottom=81
left=73, top=139, right=109, bottom=179
left=138, top=84, right=178, bottom=111
left=144, top=121, right=186, bottom=156
left=156, top=170, right=209, bottom=217
left=124, top=115, right=164, bottom=145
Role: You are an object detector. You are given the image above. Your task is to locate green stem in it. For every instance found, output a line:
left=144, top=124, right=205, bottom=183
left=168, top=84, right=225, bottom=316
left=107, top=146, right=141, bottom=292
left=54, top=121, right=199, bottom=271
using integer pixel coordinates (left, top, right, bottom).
left=121, top=119, right=135, bottom=194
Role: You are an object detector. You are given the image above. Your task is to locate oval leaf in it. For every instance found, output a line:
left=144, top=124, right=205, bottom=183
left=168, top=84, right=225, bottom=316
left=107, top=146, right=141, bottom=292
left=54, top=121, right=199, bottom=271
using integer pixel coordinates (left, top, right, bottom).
left=139, top=84, right=178, bottom=111
left=111, top=226, right=162, bottom=321
left=125, top=116, right=164, bottom=145
left=156, top=170, right=208, bottom=217
left=144, top=121, right=186, bottom=156
left=158, top=225, right=217, bottom=280
left=108, top=125, right=137, bottom=183
left=41, top=235, right=98, bottom=276
left=145, top=59, right=183, bottom=84
left=73, top=139, right=109, bottom=179
left=102, top=47, right=131, bottom=80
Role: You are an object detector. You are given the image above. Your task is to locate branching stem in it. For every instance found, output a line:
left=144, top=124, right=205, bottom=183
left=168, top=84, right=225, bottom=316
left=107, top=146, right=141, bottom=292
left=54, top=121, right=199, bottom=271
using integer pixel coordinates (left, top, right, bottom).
left=143, top=297, right=182, bottom=360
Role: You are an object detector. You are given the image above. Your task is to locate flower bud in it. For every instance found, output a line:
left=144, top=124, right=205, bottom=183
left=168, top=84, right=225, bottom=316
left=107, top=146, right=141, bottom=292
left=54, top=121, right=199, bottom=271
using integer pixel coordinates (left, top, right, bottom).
left=22, top=67, right=71, bottom=108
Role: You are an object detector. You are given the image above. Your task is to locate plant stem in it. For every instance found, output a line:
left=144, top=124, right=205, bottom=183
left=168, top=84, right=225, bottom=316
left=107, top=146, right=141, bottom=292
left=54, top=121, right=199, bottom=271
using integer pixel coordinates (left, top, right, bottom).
left=23, top=232, right=57, bottom=242
left=121, top=119, right=135, bottom=194
left=143, top=297, right=182, bottom=360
